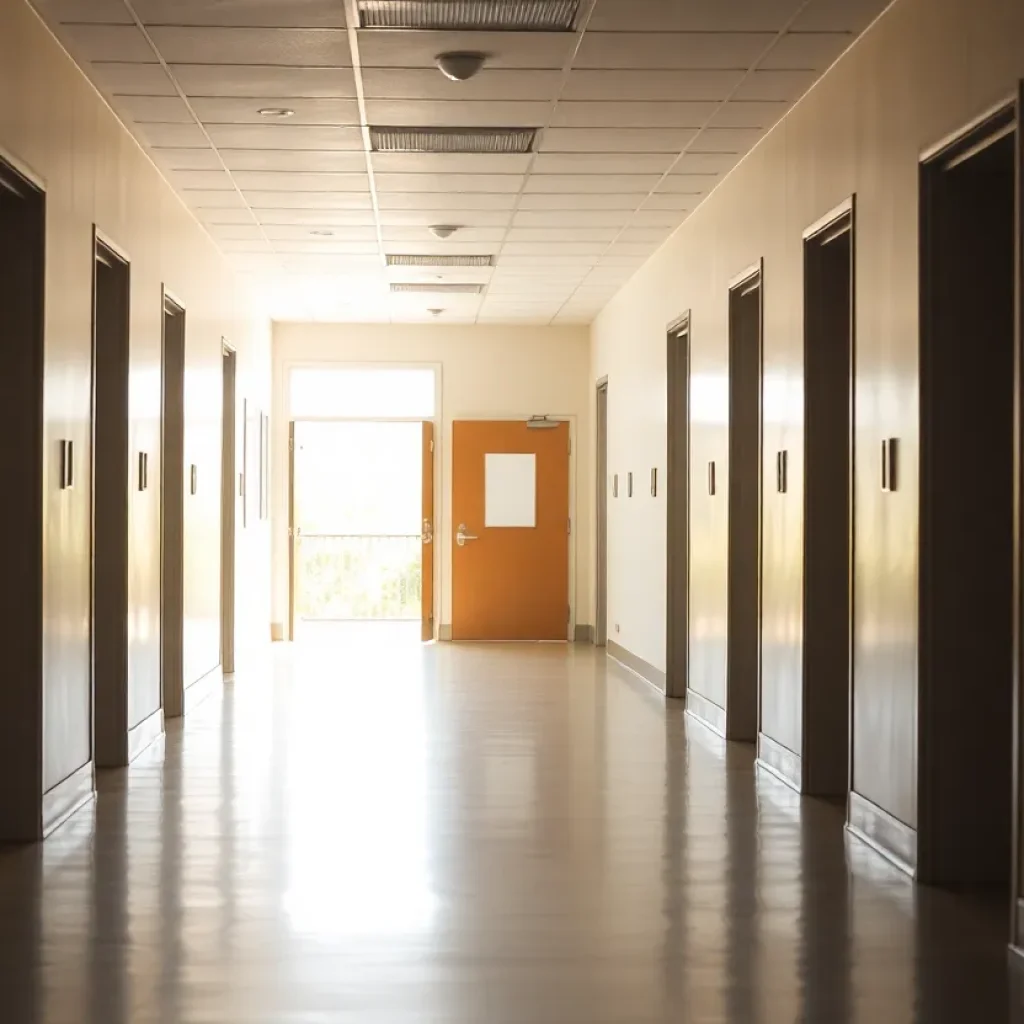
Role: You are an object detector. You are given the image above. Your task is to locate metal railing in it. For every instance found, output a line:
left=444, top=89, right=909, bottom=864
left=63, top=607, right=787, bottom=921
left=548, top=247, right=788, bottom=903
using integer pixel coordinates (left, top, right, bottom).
left=294, top=533, right=422, bottom=621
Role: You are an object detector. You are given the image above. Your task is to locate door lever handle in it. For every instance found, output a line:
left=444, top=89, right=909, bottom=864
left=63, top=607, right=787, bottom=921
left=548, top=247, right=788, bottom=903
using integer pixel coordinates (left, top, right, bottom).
left=456, top=523, right=478, bottom=547
left=422, top=518, right=433, bottom=544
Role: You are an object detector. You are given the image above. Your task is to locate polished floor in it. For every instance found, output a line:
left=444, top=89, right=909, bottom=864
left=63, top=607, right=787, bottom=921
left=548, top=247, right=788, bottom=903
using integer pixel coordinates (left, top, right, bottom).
left=1, top=638, right=1023, bottom=1023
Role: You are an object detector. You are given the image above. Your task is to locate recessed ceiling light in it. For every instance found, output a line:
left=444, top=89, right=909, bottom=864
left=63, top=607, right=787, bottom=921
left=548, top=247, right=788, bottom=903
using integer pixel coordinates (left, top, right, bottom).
left=258, top=107, right=295, bottom=119
left=391, top=283, right=484, bottom=294
left=309, top=229, right=334, bottom=236
left=370, top=126, right=537, bottom=154
left=387, top=254, right=494, bottom=267
left=358, top=1, right=581, bottom=32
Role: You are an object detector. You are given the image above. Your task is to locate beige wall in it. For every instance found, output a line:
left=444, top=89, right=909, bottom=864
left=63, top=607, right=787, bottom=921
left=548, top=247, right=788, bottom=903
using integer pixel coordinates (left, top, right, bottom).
left=272, top=322, right=591, bottom=635
left=590, top=0, right=1024, bottom=831
left=1, top=0, right=271, bottom=802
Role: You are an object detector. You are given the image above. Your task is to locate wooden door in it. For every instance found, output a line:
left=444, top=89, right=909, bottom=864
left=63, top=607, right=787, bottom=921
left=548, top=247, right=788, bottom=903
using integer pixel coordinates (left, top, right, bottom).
left=452, top=420, right=570, bottom=641
left=421, top=421, right=434, bottom=641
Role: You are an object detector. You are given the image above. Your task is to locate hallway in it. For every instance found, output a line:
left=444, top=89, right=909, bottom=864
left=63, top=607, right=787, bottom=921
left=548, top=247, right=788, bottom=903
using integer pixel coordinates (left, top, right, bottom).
left=0, top=643, right=1021, bottom=1024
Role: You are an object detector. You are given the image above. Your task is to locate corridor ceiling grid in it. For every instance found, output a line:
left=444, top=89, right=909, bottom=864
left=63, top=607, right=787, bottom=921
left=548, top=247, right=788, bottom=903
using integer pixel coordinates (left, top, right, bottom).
left=32, top=0, right=889, bottom=324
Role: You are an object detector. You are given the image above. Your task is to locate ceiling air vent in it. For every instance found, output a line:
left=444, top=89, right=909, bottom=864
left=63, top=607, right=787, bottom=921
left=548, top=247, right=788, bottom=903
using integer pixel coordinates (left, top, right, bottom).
left=387, top=254, right=494, bottom=267
left=358, top=1, right=581, bottom=32
left=391, top=283, right=485, bottom=294
left=371, top=126, right=536, bottom=154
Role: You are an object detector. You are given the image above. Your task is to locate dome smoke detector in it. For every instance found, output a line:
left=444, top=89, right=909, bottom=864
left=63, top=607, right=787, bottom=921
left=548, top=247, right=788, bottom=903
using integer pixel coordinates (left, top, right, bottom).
left=428, top=308, right=445, bottom=317
left=429, top=224, right=460, bottom=240
left=435, top=51, right=487, bottom=82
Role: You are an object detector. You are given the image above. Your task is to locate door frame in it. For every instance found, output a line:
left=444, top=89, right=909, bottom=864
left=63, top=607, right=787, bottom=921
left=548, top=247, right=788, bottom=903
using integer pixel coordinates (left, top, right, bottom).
left=220, top=341, right=237, bottom=674
left=451, top=413, right=579, bottom=642
left=287, top=415, right=439, bottom=640
left=666, top=313, right=691, bottom=699
left=595, top=379, right=609, bottom=648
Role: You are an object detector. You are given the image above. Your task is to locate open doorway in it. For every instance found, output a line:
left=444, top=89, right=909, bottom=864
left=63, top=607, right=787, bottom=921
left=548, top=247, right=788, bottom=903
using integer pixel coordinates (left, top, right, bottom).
left=918, top=105, right=1018, bottom=888
left=221, top=344, right=237, bottom=675
left=0, top=157, right=46, bottom=840
left=161, top=295, right=185, bottom=718
left=290, top=420, right=427, bottom=645
left=666, top=316, right=690, bottom=697
left=801, top=203, right=854, bottom=796
left=91, top=235, right=132, bottom=767
left=726, top=265, right=763, bottom=742
left=595, top=379, right=608, bottom=648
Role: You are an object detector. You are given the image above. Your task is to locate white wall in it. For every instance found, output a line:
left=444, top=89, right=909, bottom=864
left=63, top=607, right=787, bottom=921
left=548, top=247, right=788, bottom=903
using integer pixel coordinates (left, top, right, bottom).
left=272, top=322, right=591, bottom=636
left=0, top=0, right=271, bottom=807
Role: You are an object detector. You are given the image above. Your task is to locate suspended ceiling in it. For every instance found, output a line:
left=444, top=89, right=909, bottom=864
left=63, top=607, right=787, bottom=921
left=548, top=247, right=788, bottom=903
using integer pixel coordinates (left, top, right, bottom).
left=30, top=0, right=891, bottom=324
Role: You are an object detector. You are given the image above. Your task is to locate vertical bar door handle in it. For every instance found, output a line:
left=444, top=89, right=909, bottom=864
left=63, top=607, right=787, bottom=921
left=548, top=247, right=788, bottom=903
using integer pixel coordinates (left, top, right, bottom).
left=708, top=460, right=716, bottom=496
left=881, top=439, right=889, bottom=492
left=777, top=450, right=788, bottom=494
left=190, top=464, right=198, bottom=495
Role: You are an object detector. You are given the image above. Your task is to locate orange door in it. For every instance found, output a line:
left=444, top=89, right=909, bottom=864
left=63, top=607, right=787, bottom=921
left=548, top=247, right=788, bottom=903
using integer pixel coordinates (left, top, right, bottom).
left=452, top=420, right=570, bottom=641
left=421, top=421, right=434, bottom=641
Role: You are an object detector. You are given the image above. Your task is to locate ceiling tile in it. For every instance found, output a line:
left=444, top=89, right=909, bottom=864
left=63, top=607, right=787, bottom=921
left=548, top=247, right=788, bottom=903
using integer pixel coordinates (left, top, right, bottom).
left=617, top=227, right=673, bottom=244
left=196, top=207, right=261, bottom=224
left=364, top=99, right=550, bottom=128
left=152, top=147, right=224, bottom=170
left=498, top=255, right=600, bottom=267
left=655, top=174, right=720, bottom=193
left=170, top=64, right=357, bottom=97
left=179, top=189, right=247, bottom=207
left=708, top=100, right=793, bottom=128
left=114, top=95, right=194, bottom=123
left=518, top=194, right=645, bottom=210
left=532, top=153, right=675, bottom=174
left=243, top=191, right=374, bottom=209
left=551, top=101, right=717, bottom=129
left=378, top=193, right=518, bottom=210
left=376, top=210, right=512, bottom=227
left=135, top=123, right=210, bottom=147
left=792, top=0, right=892, bottom=33
left=189, top=97, right=360, bottom=125
left=361, top=68, right=561, bottom=101
left=690, top=127, right=766, bottom=152
left=272, top=241, right=380, bottom=254
left=255, top=209, right=379, bottom=225
left=219, top=239, right=274, bottom=253
left=587, top=0, right=804, bottom=31
left=605, top=243, right=660, bottom=257
left=563, top=70, right=744, bottom=102
left=733, top=69, right=818, bottom=101
left=88, top=61, right=177, bottom=95
left=148, top=27, right=351, bottom=65
left=375, top=174, right=524, bottom=194
left=506, top=227, right=619, bottom=243
left=39, top=0, right=133, bottom=22
left=133, top=0, right=346, bottom=27
left=540, top=128, right=696, bottom=153
left=204, top=124, right=363, bottom=149
left=356, top=30, right=575, bottom=70
left=524, top=175, right=661, bottom=194
left=59, top=24, right=155, bottom=61
left=219, top=150, right=369, bottom=172
left=263, top=225, right=379, bottom=241
left=512, top=210, right=632, bottom=228
left=574, top=32, right=773, bottom=70
left=230, top=171, right=370, bottom=191
left=381, top=226, right=504, bottom=243
left=171, top=170, right=237, bottom=190
left=759, top=31, right=855, bottom=70
left=640, top=194, right=699, bottom=211
left=629, top=210, right=688, bottom=228
left=370, top=153, right=533, bottom=174
left=206, top=224, right=266, bottom=241
left=671, top=152, right=743, bottom=174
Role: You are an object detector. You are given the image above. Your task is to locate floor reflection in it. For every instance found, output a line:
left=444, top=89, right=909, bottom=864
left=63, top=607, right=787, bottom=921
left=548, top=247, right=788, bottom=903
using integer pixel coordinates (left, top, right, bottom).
left=0, top=641, right=1022, bottom=1022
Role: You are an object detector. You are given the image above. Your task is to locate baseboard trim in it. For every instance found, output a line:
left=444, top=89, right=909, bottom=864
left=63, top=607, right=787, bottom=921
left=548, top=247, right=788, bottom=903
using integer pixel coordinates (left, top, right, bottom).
left=607, top=640, right=666, bottom=693
left=847, top=789, right=917, bottom=877
left=127, top=707, right=164, bottom=763
left=184, top=665, right=222, bottom=715
left=756, top=732, right=802, bottom=793
left=686, top=689, right=726, bottom=737
left=574, top=624, right=593, bottom=643
left=439, top=624, right=452, bottom=641
left=42, top=762, right=94, bottom=838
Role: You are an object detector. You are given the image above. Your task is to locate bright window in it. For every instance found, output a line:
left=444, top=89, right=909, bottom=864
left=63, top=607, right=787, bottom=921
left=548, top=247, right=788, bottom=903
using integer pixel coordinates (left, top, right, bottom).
left=289, top=367, right=436, bottom=419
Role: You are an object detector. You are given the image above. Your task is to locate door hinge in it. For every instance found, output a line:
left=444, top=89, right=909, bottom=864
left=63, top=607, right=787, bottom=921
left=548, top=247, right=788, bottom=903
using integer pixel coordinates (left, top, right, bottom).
left=567, top=518, right=571, bottom=535
left=289, top=434, right=294, bottom=452
left=288, top=526, right=293, bottom=537
left=567, top=605, right=571, bottom=624
left=430, top=439, right=434, bottom=453
left=568, top=436, right=572, bottom=455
